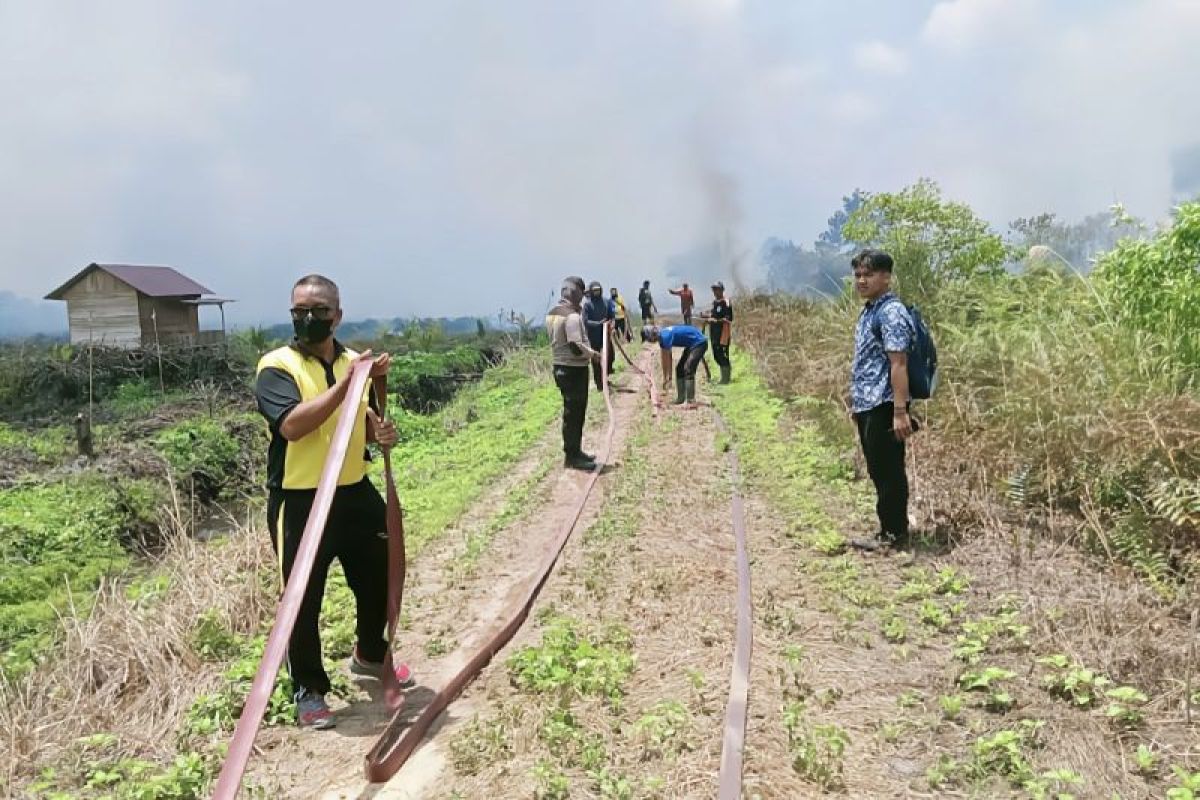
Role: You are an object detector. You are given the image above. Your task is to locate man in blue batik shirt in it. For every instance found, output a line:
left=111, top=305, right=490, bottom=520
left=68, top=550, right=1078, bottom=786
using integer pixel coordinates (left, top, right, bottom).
left=848, top=249, right=919, bottom=551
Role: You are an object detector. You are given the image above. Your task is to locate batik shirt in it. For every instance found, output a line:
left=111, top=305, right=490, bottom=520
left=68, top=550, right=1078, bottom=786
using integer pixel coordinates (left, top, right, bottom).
left=850, top=292, right=913, bottom=413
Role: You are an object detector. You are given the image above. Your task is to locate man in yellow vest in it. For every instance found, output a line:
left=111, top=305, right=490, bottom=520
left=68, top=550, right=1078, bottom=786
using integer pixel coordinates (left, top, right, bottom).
left=610, top=286, right=632, bottom=342
left=254, top=274, right=414, bottom=729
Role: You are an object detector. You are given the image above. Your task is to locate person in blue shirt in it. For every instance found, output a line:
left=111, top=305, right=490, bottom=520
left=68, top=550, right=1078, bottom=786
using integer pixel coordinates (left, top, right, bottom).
left=641, top=324, right=708, bottom=407
left=581, top=281, right=616, bottom=391
left=847, top=249, right=919, bottom=551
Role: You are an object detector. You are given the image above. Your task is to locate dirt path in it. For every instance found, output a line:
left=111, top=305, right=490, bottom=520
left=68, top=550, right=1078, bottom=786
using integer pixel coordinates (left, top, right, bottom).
left=242, top=354, right=652, bottom=798
left=427, top=384, right=741, bottom=799
left=241, top=352, right=1195, bottom=800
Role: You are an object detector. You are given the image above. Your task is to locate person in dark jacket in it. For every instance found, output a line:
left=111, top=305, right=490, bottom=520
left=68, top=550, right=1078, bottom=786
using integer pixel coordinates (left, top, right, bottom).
left=638, top=280, right=657, bottom=324
left=701, top=281, right=734, bottom=384
left=581, top=280, right=616, bottom=390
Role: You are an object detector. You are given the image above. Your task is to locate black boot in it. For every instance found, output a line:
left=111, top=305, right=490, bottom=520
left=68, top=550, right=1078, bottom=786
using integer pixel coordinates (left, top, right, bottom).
left=564, top=452, right=597, bottom=471
left=719, top=365, right=731, bottom=384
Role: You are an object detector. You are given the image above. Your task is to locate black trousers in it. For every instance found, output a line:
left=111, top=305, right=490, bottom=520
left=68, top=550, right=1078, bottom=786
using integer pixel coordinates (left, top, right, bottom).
left=615, top=318, right=629, bottom=340
left=676, top=342, right=708, bottom=380
left=553, top=364, right=589, bottom=456
left=682, top=309, right=693, bottom=326
left=267, top=478, right=389, bottom=696
left=640, top=305, right=653, bottom=323
left=588, top=337, right=615, bottom=390
left=855, top=402, right=911, bottom=539
left=711, top=337, right=730, bottom=369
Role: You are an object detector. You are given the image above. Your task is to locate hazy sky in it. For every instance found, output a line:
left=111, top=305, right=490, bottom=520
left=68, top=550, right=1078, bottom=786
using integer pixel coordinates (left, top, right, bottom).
left=2, top=0, right=1197, bottom=328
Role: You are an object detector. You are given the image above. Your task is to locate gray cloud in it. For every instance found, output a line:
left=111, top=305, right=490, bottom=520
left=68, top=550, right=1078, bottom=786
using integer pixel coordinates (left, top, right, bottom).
left=0, top=0, right=1196, bottom=332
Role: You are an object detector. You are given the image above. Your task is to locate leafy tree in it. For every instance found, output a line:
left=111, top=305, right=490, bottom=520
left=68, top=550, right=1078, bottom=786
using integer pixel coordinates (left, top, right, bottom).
left=761, top=238, right=845, bottom=296
left=842, top=178, right=1006, bottom=303
left=1008, top=208, right=1146, bottom=270
left=1094, top=200, right=1200, bottom=368
left=817, top=189, right=867, bottom=252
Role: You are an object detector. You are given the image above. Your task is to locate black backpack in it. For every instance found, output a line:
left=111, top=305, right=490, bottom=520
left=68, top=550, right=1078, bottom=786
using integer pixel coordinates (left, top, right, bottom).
left=871, top=299, right=938, bottom=400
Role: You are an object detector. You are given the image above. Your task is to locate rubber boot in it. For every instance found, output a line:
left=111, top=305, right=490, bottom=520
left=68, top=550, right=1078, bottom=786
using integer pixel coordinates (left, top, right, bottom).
left=719, top=365, right=731, bottom=385
left=672, top=379, right=686, bottom=405
left=684, top=379, right=696, bottom=405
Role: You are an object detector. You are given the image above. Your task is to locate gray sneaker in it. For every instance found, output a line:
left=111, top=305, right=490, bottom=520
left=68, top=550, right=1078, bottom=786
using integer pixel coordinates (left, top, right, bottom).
left=295, top=689, right=335, bottom=729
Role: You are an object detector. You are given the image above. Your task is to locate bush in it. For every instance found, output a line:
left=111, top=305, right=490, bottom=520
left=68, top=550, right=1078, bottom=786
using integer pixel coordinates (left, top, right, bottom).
left=0, top=478, right=162, bottom=677
left=154, top=418, right=244, bottom=501
left=1095, top=202, right=1200, bottom=370
left=734, top=183, right=1200, bottom=587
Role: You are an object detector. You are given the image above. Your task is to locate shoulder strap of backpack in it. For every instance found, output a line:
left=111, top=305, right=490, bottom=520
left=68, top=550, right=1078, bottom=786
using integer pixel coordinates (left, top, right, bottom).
left=870, top=297, right=910, bottom=342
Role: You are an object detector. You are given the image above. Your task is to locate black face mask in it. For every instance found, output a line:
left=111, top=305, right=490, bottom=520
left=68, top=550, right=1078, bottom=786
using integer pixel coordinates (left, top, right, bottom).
left=293, top=315, right=334, bottom=345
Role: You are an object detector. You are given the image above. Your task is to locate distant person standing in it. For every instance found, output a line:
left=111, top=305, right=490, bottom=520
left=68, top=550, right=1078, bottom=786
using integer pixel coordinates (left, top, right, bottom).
left=638, top=280, right=657, bottom=325
left=254, top=274, right=414, bottom=730
left=581, top=281, right=616, bottom=391
left=546, top=276, right=601, bottom=471
left=642, top=323, right=708, bottom=407
left=668, top=283, right=695, bottom=326
left=610, top=287, right=632, bottom=342
left=847, top=250, right=918, bottom=552
left=703, top=281, right=734, bottom=384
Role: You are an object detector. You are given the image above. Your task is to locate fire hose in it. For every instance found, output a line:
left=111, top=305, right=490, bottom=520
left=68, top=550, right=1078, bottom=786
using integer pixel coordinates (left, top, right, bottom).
left=360, top=326, right=618, bottom=781
left=714, top=411, right=752, bottom=800
left=213, top=327, right=752, bottom=797
left=213, top=359, right=406, bottom=798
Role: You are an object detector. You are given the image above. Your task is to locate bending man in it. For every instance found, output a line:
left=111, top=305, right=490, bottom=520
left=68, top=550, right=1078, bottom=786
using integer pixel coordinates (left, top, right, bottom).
left=642, top=323, right=708, bottom=407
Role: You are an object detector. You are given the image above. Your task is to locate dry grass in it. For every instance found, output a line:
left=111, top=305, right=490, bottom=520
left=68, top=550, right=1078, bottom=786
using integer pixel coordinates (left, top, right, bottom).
left=0, top=479, right=274, bottom=794
left=722, top=296, right=1200, bottom=796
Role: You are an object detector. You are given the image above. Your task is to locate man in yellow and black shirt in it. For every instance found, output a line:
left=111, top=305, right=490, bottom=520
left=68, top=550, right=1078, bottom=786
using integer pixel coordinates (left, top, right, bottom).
left=254, top=274, right=413, bottom=729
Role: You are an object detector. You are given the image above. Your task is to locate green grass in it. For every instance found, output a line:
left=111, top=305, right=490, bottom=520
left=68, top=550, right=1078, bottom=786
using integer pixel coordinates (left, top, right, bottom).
left=372, top=360, right=560, bottom=553
left=183, top=357, right=562, bottom=751
left=453, top=454, right=556, bottom=581
left=0, top=478, right=162, bottom=678
left=710, top=349, right=856, bottom=551
left=11, top=351, right=562, bottom=800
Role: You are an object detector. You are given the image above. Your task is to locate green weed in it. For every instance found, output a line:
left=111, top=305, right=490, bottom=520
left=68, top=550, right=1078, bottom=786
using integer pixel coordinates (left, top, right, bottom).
left=1169, top=765, right=1200, bottom=799
left=633, top=700, right=692, bottom=758
left=782, top=702, right=849, bottom=791
left=508, top=617, right=635, bottom=710
left=939, top=694, right=965, bottom=720
left=1133, top=743, right=1157, bottom=777
left=531, top=759, right=570, bottom=800
left=1037, top=655, right=1111, bottom=707
left=1104, top=686, right=1148, bottom=729
left=448, top=710, right=514, bottom=776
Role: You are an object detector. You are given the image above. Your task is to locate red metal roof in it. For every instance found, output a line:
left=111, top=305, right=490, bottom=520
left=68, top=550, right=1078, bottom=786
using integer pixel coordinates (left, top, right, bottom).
left=46, top=263, right=214, bottom=300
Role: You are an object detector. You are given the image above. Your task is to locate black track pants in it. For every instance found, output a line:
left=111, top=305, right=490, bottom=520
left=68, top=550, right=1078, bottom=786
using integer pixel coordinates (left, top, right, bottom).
left=267, top=478, right=389, bottom=696
left=675, top=342, right=708, bottom=381
left=553, top=364, right=590, bottom=456
left=711, top=338, right=730, bottom=369
left=855, top=402, right=911, bottom=539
